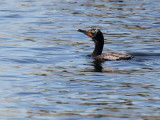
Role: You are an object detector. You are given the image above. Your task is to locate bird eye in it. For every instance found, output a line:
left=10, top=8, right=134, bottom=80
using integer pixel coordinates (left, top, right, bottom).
left=90, top=29, right=96, bottom=34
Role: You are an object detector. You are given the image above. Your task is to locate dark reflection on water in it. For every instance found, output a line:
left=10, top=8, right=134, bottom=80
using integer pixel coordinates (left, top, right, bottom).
left=92, top=60, right=103, bottom=72
left=0, top=0, right=160, bottom=120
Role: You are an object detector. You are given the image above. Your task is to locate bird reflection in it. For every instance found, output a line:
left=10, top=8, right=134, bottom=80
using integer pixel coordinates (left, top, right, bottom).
left=92, top=60, right=104, bottom=72
left=109, top=0, right=123, bottom=2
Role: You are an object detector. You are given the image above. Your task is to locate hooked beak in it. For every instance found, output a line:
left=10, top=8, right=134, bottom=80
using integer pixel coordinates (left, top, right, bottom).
left=78, top=29, right=93, bottom=38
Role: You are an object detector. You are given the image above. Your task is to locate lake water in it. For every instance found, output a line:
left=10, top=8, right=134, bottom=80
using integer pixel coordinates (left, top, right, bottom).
left=0, top=0, right=160, bottom=120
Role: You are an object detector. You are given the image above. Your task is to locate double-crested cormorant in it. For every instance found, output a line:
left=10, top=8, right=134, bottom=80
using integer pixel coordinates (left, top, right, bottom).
left=78, top=29, right=133, bottom=61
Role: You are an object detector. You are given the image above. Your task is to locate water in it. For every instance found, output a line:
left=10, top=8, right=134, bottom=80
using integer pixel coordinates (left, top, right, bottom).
left=0, top=0, right=160, bottom=119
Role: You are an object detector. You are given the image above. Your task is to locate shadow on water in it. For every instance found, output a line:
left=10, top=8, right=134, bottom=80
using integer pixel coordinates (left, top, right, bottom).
left=92, top=60, right=103, bottom=72
left=88, top=59, right=131, bottom=74
left=109, top=0, right=123, bottom=2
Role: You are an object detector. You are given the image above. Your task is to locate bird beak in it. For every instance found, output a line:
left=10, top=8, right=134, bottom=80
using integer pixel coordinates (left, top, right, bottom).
left=78, top=29, right=93, bottom=38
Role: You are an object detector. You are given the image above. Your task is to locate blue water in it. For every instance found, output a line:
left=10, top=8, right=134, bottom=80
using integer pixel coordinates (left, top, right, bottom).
left=0, top=0, right=160, bottom=120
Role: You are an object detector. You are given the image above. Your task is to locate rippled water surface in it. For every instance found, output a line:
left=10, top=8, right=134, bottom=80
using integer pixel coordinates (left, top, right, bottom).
left=0, top=0, right=160, bottom=120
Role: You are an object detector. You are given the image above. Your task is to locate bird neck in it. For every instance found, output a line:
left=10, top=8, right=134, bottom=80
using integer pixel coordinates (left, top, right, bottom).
left=92, top=39, right=104, bottom=57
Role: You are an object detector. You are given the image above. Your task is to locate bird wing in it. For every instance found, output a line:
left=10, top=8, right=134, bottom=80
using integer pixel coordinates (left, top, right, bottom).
left=98, top=52, right=133, bottom=60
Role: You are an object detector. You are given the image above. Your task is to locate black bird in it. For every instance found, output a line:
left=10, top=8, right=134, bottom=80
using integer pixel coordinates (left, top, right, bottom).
left=78, top=29, right=133, bottom=61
